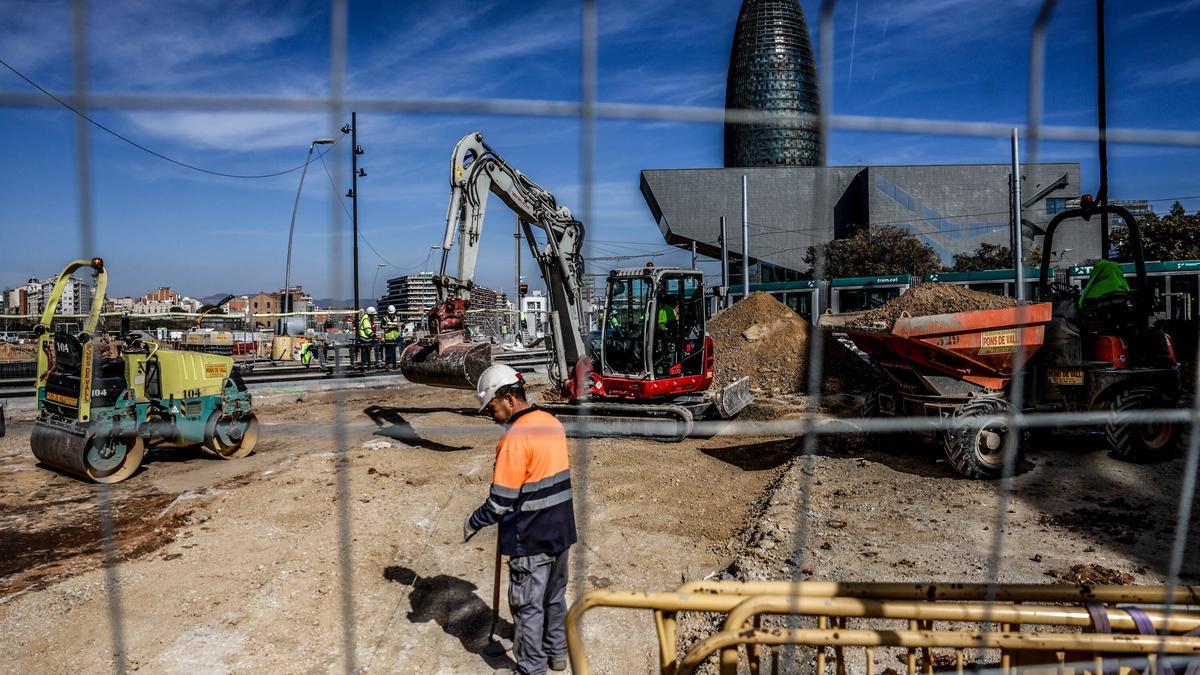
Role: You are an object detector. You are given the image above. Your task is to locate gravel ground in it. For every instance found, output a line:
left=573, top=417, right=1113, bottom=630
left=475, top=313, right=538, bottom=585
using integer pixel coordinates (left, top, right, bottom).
left=678, top=427, right=1200, bottom=673
left=0, top=377, right=786, bottom=673
left=2, top=377, right=1197, bottom=673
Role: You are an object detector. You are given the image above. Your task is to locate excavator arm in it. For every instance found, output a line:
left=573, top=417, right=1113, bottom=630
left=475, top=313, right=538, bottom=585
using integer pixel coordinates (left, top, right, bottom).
left=403, top=132, right=591, bottom=388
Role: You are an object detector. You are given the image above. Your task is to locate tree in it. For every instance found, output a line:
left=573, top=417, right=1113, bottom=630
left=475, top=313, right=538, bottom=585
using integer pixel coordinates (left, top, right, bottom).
left=952, top=242, right=1044, bottom=272
left=805, top=225, right=944, bottom=278
left=1111, top=202, right=1200, bottom=262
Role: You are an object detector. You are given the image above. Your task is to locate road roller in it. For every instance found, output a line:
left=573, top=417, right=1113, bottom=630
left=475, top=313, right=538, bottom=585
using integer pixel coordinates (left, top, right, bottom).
left=32, top=258, right=258, bottom=483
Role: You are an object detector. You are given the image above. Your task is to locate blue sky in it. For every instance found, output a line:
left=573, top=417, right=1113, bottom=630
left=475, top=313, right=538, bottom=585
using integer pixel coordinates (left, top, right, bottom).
left=1, top=0, right=1198, bottom=301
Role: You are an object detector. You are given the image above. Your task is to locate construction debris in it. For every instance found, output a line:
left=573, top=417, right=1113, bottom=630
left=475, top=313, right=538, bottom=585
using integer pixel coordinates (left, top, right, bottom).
left=1060, top=563, right=1135, bottom=586
left=709, top=292, right=878, bottom=396
left=849, top=283, right=1022, bottom=329
left=0, top=343, right=36, bottom=363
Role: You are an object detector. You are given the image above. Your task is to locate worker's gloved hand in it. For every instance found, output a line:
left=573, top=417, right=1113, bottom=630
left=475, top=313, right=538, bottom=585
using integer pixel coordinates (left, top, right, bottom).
left=463, top=517, right=479, bottom=543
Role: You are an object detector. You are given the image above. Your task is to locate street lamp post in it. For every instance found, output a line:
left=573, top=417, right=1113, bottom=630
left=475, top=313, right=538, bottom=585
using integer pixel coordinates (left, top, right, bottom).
left=341, top=113, right=365, bottom=313
left=283, top=138, right=335, bottom=318
left=371, top=262, right=387, bottom=305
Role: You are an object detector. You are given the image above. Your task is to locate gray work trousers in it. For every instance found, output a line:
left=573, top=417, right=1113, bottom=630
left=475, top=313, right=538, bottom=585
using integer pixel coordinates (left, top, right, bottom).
left=508, top=548, right=570, bottom=675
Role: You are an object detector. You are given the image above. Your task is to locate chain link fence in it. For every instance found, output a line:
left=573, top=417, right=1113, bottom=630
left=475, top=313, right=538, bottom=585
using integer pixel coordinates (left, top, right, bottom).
left=3, top=0, right=1200, bottom=672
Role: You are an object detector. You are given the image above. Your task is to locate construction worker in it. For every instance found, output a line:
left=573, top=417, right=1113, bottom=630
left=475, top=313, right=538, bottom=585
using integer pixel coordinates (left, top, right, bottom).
left=357, top=306, right=377, bottom=368
left=465, top=365, right=576, bottom=675
left=298, top=340, right=314, bottom=368
left=382, top=305, right=401, bottom=369
left=1079, top=259, right=1130, bottom=308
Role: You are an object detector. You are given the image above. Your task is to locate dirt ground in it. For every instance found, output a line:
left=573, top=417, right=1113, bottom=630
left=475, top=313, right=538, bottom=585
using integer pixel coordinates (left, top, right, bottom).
left=0, top=378, right=785, bottom=673
left=2, top=376, right=1198, bottom=673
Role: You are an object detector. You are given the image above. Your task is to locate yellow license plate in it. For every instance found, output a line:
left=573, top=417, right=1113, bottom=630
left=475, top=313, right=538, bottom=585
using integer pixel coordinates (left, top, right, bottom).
left=1047, top=368, right=1085, bottom=385
left=979, top=328, right=1020, bottom=354
left=46, top=391, right=78, bottom=406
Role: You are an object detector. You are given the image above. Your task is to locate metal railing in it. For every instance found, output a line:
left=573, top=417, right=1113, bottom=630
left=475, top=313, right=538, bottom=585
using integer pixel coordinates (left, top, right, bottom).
left=566, top=581, right=1200, bottom=674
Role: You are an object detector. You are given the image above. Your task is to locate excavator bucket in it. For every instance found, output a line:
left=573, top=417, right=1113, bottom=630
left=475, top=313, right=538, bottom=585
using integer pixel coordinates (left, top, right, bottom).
left=399, top=336, right=493, bottom=390
left=715, top=376, right=753, bottom=419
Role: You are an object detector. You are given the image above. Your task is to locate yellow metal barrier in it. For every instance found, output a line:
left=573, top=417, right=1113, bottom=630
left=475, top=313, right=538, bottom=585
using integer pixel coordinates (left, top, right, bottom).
left=565, top=583, right=1200, bottom=675
left=679, top=626, right=1200, bottom=675
left=674, top=580, right=1200, bottom=604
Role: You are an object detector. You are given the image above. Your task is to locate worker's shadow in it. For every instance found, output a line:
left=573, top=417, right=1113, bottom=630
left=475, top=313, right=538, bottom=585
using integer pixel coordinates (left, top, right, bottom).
left=384, top=565, right=515, bottom=670
left=363, top=405, right=471, bottom=452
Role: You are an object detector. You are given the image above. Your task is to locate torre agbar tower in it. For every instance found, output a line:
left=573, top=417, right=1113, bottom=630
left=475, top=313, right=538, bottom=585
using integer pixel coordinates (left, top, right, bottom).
left=723, top=0, right=822, bottom=167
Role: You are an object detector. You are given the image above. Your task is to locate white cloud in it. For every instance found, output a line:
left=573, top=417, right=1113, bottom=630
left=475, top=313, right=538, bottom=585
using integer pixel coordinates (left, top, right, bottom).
left=0, top=1, right=72, bottom=79
left=1139, top=55, right=1200, bottom=87
left=122, top=111, right=329, bottom=151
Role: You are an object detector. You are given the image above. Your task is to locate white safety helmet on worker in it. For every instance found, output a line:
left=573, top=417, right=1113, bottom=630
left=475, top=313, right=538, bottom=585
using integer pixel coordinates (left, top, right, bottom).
left=387, top=305, right=396, bottom=313
left=475, top=364, right=523, bottom=412
left=366, top=306, right=377, bottom=315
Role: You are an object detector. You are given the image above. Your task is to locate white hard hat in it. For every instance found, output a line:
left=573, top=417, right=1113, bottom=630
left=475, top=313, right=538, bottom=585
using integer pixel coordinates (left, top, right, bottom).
left=387, top=305, right=396, bottom=313
left=366, top=306, right=377, bottom=315
left=475, top=364, right=522, bottom=412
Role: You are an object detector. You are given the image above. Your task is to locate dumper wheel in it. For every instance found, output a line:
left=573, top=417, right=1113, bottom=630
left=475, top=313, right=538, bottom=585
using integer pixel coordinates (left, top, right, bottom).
left=863, top=386, right=923, bottom=449
left=1105, top=387, right=1182, bottom=463
left=204, top=413, right=258, bottom=459
left=861, top=386, right=890, bottom=448
left=943, top=397, right=1025, bottom=479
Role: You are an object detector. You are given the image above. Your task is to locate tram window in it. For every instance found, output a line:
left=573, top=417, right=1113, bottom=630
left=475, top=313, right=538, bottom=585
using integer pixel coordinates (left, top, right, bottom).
left=795, top=292, right=813, bottom=320
left=1126, top=276, right=1168, bottom=314
left=968, top=282, right=1006, bottom=296
left=1171, top=274, right=1198, bottom=320
left=781, top=292, right=815, bottom=320
left=839, top=288, right=900, bottom=313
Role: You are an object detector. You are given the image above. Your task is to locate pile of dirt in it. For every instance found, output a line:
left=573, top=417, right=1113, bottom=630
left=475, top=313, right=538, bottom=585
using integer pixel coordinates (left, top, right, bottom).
left=709, top=292, right=879, bottom=396
left=1058, top=563, right=1135, bottom=586
left=849, top=283, right=1022, bottom=329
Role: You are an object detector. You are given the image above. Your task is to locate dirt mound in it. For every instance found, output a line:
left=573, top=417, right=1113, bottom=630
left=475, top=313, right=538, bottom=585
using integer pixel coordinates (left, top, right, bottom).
left=1059, top=563, right=1135, bottom=586
left=850, top=283, right=1021, bottom=329
left=709, top=292, right=879, bottom=396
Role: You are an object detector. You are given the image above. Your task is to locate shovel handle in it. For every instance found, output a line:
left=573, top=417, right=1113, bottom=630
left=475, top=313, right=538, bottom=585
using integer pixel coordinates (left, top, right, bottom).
left=491, top=536, right=502, bottom=634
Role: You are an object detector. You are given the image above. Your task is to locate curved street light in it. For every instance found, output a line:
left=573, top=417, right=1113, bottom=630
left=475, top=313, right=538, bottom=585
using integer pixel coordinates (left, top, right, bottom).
left=282, top=138, right=335, bottom=318
left=371, top=262, right=387, bottom=306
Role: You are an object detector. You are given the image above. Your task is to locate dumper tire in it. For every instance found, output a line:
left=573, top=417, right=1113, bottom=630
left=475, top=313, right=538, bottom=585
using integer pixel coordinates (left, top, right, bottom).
left=943, top=397, right=1025, bottom=479
left=1105, top=386, right=1182, bottom=463
left=863, top=386, right=923, bottom=450
left=861, top=386, right=889, bottom=448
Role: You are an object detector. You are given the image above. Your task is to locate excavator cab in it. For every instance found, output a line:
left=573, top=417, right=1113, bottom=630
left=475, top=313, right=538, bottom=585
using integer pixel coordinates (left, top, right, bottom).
left=599, top=266, right=711, bottom=389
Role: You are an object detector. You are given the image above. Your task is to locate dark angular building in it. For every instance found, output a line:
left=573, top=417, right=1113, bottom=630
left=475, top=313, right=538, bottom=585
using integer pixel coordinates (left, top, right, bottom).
left=724, top=0, right=821, bottom=167
left=641, top=164, right=1100, bottom=281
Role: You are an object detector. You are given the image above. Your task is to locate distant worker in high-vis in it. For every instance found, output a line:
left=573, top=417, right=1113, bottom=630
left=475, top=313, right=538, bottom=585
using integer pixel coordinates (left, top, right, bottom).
left=464, top=364, right=576, bottom=675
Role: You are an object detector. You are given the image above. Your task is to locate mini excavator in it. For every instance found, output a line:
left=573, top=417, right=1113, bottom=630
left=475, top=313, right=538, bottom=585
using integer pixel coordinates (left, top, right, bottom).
left=399, top=132, right=751, bottom=439
left=30, top=258, right=257, bottom=483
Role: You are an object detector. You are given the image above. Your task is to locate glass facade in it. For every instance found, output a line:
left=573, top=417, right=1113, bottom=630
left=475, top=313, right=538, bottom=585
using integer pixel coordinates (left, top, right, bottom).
left=724, top=0, right=821, bottom=167
left=1045, top=197, right=1067, bottom=215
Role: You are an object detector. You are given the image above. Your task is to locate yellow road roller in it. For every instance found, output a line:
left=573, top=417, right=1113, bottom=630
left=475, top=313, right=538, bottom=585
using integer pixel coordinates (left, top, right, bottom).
left=32, top=258, right=258, bottom=483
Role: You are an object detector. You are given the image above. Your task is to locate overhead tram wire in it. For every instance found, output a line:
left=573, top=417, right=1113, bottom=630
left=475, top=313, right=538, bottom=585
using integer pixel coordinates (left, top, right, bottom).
left=314, top=148, right=434, bottom=273
left=742, top=193, right=1200, bottom=241
left=0, top=56, right=342, bottom=179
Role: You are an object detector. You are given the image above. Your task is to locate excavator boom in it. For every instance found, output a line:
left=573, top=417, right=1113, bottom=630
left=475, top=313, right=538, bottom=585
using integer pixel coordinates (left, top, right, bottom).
left=401, top=132, right=589, bottom=389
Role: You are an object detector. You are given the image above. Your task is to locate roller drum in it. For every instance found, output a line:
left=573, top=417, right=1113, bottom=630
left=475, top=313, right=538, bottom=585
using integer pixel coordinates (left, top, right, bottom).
left=31, top=422, right=145, bottom=483
left=203, top=412, right=259, bottom=459
left=399, top=341, right=492, bottom=389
